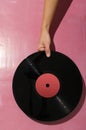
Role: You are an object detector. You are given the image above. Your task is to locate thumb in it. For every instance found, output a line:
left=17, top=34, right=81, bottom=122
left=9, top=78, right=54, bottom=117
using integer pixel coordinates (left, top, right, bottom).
left=45, top=44, right=51, bottom=57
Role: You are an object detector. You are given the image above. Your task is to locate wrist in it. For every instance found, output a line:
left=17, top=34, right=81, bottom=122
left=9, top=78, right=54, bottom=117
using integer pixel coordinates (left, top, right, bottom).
left=41, top=23, right=50, bottom=32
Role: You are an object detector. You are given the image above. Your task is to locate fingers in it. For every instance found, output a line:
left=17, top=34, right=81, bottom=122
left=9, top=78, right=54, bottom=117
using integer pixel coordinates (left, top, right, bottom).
left=38, top=29, right=51, bottom=57
left=45, top=44, right=51, bottom=57
left=38, top=43, right=51, bottom=57
left=38, top=45, right=45, bottom=51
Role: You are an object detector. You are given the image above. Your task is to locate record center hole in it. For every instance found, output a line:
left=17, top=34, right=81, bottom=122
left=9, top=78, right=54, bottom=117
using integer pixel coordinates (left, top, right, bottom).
left=46, top=83, right=50, bottom=88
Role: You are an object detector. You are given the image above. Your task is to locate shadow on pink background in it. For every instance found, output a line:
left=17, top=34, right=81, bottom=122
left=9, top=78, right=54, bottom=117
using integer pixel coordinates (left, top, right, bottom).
left=0, top=0, right=86, bottom=130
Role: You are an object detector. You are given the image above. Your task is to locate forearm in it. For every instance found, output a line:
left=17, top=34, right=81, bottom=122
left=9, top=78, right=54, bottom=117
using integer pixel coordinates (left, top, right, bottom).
left=38, top=0, right=59, bottom=57
left=41, top=0, right=59, bottom=31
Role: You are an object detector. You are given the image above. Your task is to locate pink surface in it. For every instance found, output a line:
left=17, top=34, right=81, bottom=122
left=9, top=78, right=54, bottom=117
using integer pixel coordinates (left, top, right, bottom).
left=0, top=0, right=86, bottom=130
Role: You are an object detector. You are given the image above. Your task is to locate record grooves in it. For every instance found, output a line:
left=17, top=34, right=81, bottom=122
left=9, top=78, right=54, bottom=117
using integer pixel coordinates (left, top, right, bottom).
left=12, top=51, right=83, bottom=122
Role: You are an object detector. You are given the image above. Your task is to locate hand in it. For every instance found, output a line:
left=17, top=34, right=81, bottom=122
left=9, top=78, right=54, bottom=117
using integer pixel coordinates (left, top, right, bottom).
left=38, top=28, right=51, bottom=57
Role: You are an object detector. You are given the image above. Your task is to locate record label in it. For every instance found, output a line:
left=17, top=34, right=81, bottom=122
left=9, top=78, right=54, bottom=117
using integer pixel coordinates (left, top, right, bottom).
left=36, top=73, right=60, bottom=98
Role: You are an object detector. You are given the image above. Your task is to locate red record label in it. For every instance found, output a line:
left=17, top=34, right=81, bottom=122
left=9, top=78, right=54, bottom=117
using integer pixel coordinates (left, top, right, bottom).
left=35, top=73, right=60, bottom=98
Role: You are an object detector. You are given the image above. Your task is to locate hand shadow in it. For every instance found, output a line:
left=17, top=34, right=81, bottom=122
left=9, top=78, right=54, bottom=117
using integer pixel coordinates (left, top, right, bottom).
left=50, top=0, right=73, bottom=50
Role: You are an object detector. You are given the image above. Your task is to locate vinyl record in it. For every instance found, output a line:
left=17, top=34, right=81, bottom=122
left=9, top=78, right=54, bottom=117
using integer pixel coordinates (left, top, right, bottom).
left=12, top=51, right=82, bottom=122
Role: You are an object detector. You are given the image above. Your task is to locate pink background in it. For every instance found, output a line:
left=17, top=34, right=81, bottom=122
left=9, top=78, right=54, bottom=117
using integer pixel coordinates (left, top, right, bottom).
left=0, top=0, right=86, bottom=129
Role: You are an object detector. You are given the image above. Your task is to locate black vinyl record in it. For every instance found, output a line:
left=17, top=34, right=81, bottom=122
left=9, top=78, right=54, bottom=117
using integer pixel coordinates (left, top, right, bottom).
left=12, top=51, right=82, bottom=122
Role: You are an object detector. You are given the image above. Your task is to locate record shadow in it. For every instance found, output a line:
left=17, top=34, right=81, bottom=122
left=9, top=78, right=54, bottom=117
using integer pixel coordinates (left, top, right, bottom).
left=37, top=78, right=86, bottom=125
left=49, top=0, right=73, bottom=51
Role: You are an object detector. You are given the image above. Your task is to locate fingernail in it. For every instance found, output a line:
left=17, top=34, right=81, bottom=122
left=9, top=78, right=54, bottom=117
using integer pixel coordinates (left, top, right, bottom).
left=47, top=53, right=50, bottom=57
